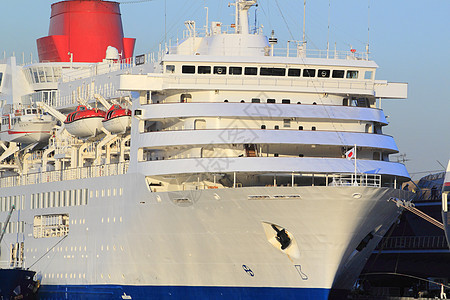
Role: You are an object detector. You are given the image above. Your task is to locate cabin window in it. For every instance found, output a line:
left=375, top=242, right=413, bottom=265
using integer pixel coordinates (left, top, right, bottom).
left=213, top=66, right=227, bottom=75
left=346, top=70, right=359, bottom=79
left=318, top=69, right=330, bottom=78
left=332, top=70, right=345, bottom=78
left=303, top=69, right=316, bottom=77
left=343, top=98, right=348, bottom=106
left=373, top=152, right=381, bottom=160
left=229, top=67, right=242, bottom=75
left=283, top=119, right=291, bottom=127
left=274, top=125, right=279, bottom=130
left=251, top=98, right=260, bottom=103
left=180, top=94, right=192, bottom=103
left=311, top=126, right=316, bottom=131
left=260, top=67, right=286, bottom=76
left=267, top=99, right=276, bottom=103
left=298, top=126, right=303, bottom=130
left=182, top=65, right=195, bottom=74
left=194, top=119, right=206, bottom=130
left=0, top=73, right=2, bottom=87
left=244, top=67, right=257, bottom=75
left=281, top=99, right=290, bottom=104
left=240, top=100, right=245, bottom=103
left=261, top=125, right=266, bottom=129
left=198, top=66, right=211, bottom=74
left=364, top=71, right=373, bottom=80
left=358, top=98, right=369, bottom=107
left=288, top=68, right=301, bottom=77
left=166, top=65, right=175, bottom=73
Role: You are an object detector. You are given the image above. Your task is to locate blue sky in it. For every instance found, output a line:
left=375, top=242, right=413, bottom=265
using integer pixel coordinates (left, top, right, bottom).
left=1, top=0, right=449, bottom=179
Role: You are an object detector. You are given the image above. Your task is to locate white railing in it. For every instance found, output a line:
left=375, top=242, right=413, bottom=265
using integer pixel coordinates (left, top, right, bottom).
left=328, top=173, right=381, bottom=187
left=162, top=75, right=374, bottom=91
left=0, top=162, right=129, bottom=188
left=60, top=53, right=156, bottom=83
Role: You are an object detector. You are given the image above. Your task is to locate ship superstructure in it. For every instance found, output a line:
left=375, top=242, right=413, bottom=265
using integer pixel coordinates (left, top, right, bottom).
left=0, top=0, right=413, bottom=299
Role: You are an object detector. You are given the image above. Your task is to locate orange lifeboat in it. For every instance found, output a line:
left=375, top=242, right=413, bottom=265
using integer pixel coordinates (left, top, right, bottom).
left=102, top=104, right=131, bottom=134
left=64, top=105, right=106, bottom=138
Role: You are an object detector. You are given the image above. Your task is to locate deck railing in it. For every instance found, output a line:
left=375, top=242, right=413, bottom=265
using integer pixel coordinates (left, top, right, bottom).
left=0, top=162, right=129, bottom=188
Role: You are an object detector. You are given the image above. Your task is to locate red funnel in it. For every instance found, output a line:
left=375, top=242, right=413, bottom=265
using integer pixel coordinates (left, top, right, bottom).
left=37, top=0, right=135, bottom=63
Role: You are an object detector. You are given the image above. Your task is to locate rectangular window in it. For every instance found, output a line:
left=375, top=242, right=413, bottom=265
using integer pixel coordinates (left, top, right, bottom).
left=332, top=70, right=345, bottom=78
left=283, top=119, right=291, bottom=128
left=288, top=68, right=301, bottom=77
left=260, top=67, right=286, bottom=76
left=281, top=99, right=290, bottom=104
left=364, top=71, right=373, bottom=80
left=182, top=65, right=195, bottom=74
left=0, top=72, right=3, bottom=87
left=198, top=66, right=211, bottom=74
left=318, top=69, right=330, bottom=78
left=346, top=70, right=359, bottom=79
left=229, top=67, right=242, bottom=75
left=251, top=98, right=260, bottom=103
left=244, top=67, right=257, bottom=75
left=303, top=69, right=316, bottom=77
left=267, top=99, right=276, bottom=103
left=166, top=65, right=175, bottom=73
left=213, top=66, right=227, bottom=75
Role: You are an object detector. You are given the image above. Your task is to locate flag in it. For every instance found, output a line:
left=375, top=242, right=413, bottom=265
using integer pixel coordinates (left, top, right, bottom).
left=345, top=147, right=355, bottom=160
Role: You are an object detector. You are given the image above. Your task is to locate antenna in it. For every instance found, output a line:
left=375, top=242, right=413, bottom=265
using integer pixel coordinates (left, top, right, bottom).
left=367, top=0, right=370, bottom=57
left=326, top=0, right=330, bottom=58
left=205, top=6, right=209, bottom=35
left=302, top=0, right=306, bottom=46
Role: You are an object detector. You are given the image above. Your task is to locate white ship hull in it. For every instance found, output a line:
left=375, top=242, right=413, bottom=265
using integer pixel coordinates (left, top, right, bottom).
left=0, top=172, right=407, bottom=299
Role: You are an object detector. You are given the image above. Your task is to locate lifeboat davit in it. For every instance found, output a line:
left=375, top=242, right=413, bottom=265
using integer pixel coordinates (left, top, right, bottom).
left=102, top=104, right=131, bottom=134
left=64, top=105, right=106, bottom=138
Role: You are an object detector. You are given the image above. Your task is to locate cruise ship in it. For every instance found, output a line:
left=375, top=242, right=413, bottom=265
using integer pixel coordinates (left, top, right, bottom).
left=0, top=0, right=412, bottom=299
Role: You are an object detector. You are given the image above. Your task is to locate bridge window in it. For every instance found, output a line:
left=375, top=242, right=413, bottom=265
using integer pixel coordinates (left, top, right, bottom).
left=288, top=68, right=301, bottom=77
left=198, top=66, right=211, bottom=74
left=229, top=67, right=242, bottom=75
left=166, top=65, right=175, bottom=73
left=260, top=67, right=286, bottom=76
left=244, top=67, right=257, bottom=75
left=303, top=69, right=316, bottom=77
left=318, top=69, right=330, bottom=78
left=364, top=71, right=373, bottom=80
left=332, top=70, right=345, bottom=78
left=182, top=65, right=195, bottom=74
left=346, top=70, right=359, bottom=79
left=213, top=66, right=227, bottom=75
